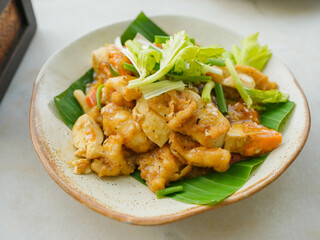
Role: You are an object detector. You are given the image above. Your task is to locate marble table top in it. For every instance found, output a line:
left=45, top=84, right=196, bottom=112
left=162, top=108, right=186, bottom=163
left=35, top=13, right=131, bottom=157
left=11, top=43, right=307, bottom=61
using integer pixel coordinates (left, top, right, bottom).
left=0, top=0, right=319, bottom=239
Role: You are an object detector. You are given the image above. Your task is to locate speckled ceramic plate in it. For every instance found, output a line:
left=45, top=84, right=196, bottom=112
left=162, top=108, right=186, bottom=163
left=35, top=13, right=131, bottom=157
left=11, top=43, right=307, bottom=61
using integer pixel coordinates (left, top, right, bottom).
left=30, top=15, right=310, bottom=226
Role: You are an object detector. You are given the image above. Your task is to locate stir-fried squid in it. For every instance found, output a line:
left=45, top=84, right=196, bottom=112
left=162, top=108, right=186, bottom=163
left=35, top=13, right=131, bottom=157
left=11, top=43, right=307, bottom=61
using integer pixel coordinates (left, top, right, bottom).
left=69, top=33, right=285, bottom=193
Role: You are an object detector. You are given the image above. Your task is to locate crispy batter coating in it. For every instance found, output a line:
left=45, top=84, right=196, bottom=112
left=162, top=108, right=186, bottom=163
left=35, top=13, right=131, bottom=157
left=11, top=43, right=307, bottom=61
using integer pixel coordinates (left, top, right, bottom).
left=169, top=132, right=231, bottom=172
left=148, top=90, right=230, bottom=148
left=224, top=122, right=282, bottom=156
left=91, top=135, right=135, bottom=177
left=133, top=97, right=171, bottom=147
left=101, top=103, right=155, bottom=153
left=235, top=65, right=277, bottom=90
left=137, top=145, right=186, bottom=192
left=72, top=114, right=104, bottom=159
left=227, top=102, right=260, bottom=124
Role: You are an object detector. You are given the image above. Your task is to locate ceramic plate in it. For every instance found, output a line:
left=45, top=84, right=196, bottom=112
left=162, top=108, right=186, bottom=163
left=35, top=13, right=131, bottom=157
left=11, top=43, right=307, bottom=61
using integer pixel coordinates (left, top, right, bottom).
left=30, top=15, right=310, bottom=225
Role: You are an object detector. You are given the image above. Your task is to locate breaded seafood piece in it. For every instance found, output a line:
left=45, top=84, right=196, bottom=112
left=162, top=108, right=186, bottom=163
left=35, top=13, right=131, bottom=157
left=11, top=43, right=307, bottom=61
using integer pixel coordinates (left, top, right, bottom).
left=133, top=97, right=171, bottom=147
left=147, top=90, right=230, bottom=148
left=235, top=65, right=277, bottom=90
left=72, top=114, right=104, bottom=159
left=138, top=145, right=187, bottom=192
left=101, top=103, right=155, bottom=153
left=169, top=132, right=231, bottom=172
left=224, top=122, right=282, bottom=156
left=91, top=135, right=135, bottom=177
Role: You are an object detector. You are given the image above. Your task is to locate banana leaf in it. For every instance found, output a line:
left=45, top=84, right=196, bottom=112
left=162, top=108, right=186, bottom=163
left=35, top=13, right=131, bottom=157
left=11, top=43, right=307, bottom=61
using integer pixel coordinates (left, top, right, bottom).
left=121, top=12, right=168, bottom=45
left=260, top=101, right=295, bottom=131
left=53, top=12, right=296, bottom=205
left=131, top=101, right=295, bottom=204
left=54, top=69, right=94, bottom=129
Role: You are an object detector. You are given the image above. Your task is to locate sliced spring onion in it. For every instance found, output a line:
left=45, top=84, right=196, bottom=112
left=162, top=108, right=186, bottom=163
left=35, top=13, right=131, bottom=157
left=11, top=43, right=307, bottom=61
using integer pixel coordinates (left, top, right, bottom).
left=155, top=35, right=170, bottom=44
left=206, top=58, right=226, bottom=66
left=202, top=81, right=215, bottom=103
left=156, top=186, right=184, bottom=198
left=225, top=58, right=252, bottom=108
left=141, top=80, right=185, bottom=99
left=214, top=83, right=228, bottom=114
left=122, top=62, right=139, bottom=75
left=121, top=12, right=168, bottom=45
left=96, top=84, right=105, bottom=110
left=167, top=74, right=212, bottom=82
left=108, top=63, right=119, bottom=77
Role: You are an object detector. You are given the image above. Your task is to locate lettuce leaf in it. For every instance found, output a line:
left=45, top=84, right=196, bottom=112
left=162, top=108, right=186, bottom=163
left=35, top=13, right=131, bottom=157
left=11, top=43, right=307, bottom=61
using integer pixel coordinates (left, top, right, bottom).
left=125, top=40, right=161, bottom=81
left=245, top=88, right=289, bottom=103
left=125, top=40, right=142, bottom=57
left=141, top=80, right=185, bottom=99
left=197, top=45, right=225, bottom=62
left=232, top=33, right=272, bottom=71
left=128, top=31, right=198, bottom=88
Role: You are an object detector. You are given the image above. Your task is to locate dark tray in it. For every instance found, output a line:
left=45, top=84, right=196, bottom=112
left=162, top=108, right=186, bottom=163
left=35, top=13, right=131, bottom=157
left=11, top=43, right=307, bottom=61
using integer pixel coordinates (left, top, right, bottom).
left=0, top=0, right=36, bottom=103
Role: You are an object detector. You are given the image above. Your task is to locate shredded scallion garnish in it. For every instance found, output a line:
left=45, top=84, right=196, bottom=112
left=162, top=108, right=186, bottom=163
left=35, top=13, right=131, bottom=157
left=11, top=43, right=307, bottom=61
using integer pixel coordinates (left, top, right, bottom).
left=206, top=58, right=226, bottom=67
left=154, top=35, right=170, bottom=44
left=108, top=63, right=120, bottom=77
left=96, top=84, right=105, bottom=110
left=214, top=83, right=228, bottom=114
left=122, top=62, right=139, bottom=75
left=156, top=185, right=184, bottom=198
left=201, top=81, right=215, bottom=103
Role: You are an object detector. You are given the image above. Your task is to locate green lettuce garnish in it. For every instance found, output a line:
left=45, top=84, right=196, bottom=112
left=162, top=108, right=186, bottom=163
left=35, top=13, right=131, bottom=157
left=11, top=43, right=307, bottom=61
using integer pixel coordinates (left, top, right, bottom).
left=125, top=40, right=161, bottom=81
left=232, top=33, right=272, bottom=71
left=225, top=57, right=253, bottom=107
left=141, top=80, right=185, bottom=99
left=126, top=31, right=226, bottom=94
left=197, top=45, right=225, bottom=62
left=245, top=88, right=289, bottom=103
left=128, top=31, right=198, bottom=88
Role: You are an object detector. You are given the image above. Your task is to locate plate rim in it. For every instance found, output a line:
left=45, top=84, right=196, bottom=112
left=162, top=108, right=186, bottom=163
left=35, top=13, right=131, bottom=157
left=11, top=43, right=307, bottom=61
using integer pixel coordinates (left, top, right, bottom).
left=29, top=14, right=311, bottom=226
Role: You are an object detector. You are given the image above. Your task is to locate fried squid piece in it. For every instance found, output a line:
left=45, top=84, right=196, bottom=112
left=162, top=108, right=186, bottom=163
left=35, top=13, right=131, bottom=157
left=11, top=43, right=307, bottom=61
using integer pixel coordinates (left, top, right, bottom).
left=102, top=76, right=142, bottom=107
left=101, top=103, right=155, bottom=153
left=148, top=90, right=230, bottom=148
left=227, top=102, right=260, bottom=124
left=137, top=145, right=189, bottom=192
left=224, top=122, right=282, bottom=156
left=72, top=114, right=104, bottom=159
left=91, top=135, right=135, bottom=177
left=235, top=65, right=277, bottom=90
left=169, top=132, right=231, bottom=172
left=68, top=158, right=92, bottom=174
left=133, top=97, right=171, bottom=147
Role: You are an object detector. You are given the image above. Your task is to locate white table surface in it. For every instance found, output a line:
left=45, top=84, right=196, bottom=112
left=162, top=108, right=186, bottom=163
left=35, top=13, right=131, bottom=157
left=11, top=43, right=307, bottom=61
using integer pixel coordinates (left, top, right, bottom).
left=1, top=0, right=319, bottom=239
